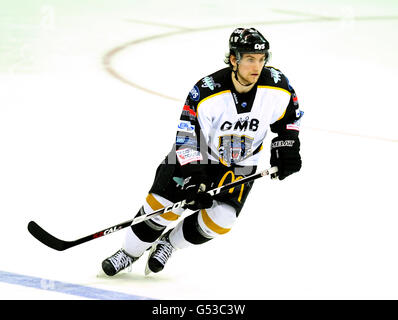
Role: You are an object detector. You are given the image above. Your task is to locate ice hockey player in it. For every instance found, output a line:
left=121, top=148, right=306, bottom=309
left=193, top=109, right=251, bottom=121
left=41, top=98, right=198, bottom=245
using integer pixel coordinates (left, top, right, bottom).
left=102, top=27, right=303, bottom=276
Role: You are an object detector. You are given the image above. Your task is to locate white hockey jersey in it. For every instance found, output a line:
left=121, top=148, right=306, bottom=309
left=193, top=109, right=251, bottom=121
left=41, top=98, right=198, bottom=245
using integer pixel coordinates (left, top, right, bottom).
left=170, top=66, right=303, bottom=174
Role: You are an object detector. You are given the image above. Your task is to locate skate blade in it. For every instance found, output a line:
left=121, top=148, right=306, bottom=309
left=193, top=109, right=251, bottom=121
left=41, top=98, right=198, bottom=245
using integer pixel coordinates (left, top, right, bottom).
left=144, top=243, right=157, bottom=276
left=144, top=264, right=152, bottom=276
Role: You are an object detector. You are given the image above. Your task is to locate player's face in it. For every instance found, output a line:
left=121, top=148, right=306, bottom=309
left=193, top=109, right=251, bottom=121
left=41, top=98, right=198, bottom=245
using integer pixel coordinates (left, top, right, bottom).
left=232, top=53, right=266, bottom=85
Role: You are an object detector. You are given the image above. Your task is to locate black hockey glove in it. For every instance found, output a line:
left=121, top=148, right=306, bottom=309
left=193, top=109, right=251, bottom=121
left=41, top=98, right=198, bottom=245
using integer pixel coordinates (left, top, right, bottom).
left=183, top=176, right=213, bottom=211
left=270, top=134, right=302, bottom=180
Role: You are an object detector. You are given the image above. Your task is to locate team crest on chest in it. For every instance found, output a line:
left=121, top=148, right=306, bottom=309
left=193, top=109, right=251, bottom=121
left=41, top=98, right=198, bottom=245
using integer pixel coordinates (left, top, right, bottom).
left=218, top=134, right=254, bottom=166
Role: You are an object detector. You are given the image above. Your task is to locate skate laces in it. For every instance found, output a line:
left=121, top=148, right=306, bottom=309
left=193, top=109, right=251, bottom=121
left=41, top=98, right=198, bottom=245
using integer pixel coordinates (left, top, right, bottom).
left=152, top=240, right=174, bottom=266
left=109, top=250, right=132, bottom=271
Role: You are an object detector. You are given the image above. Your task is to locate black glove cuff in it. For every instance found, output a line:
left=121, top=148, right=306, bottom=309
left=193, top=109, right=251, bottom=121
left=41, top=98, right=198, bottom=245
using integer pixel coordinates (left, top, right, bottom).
left=270, top=135, right=301, bottom=180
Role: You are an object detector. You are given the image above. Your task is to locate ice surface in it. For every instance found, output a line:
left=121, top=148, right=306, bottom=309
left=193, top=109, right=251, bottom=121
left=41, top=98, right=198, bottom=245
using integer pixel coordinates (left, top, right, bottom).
left=0, top=0, right=397, bottom=300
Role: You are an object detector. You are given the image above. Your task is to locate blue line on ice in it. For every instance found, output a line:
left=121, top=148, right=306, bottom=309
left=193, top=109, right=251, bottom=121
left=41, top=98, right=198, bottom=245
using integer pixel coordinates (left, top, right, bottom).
left=0, top=270, right=154, bottom=300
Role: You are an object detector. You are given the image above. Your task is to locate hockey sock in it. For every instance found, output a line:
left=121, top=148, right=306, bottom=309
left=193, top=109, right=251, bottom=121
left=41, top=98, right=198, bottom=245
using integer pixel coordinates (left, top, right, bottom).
left=130, top=207, right=166, bottom=243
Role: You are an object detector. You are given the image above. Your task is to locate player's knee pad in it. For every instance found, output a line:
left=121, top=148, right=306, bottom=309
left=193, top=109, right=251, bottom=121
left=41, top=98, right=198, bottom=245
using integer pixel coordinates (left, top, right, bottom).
left=197, top=201, right=237, bottom=238
left=130, top=193, right=184, bottom=244
left=169, top=201, right=237, bottom=248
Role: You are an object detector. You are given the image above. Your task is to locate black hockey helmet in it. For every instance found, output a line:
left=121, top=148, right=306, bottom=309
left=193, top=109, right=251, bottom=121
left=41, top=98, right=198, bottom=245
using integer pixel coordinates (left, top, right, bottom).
left=228, top=27, right=270, bottom=64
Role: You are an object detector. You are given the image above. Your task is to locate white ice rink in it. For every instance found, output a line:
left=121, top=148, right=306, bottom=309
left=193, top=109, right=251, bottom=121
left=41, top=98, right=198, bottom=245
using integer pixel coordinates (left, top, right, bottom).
left=0, top=0, right=397, bottom=300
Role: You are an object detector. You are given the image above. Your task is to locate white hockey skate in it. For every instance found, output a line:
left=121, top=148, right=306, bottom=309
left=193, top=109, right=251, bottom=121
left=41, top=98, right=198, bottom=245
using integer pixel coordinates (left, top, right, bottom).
left=102, top=249, right=139, bottom=276
left=145, top=231, right=175, bottom=275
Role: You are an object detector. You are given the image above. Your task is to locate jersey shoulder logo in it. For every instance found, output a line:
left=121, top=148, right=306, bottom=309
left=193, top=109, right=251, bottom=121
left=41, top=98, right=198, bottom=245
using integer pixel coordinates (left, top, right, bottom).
left=189, top=85, right=200, bottom=101
left=201, top=76, right=221, bottom=91
left=270, top=68, right=283, bottom=84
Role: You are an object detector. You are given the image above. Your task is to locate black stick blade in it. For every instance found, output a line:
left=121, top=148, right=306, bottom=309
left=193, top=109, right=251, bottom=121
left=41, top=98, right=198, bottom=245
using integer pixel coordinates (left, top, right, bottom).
left=28, top=221, right=71, bottom=251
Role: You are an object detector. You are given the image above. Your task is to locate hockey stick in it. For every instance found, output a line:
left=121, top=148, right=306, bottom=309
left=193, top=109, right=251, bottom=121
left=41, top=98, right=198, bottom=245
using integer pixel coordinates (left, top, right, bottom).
left=27, top=167, right=278, bottom=251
